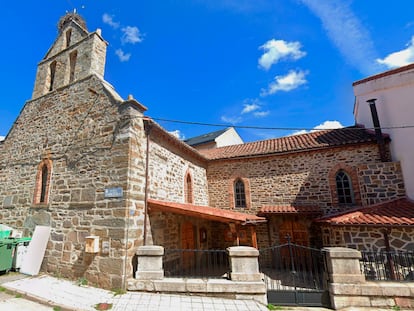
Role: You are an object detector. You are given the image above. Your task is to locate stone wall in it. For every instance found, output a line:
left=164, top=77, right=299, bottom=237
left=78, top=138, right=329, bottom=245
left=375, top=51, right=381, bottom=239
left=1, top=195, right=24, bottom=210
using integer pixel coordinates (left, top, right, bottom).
left=206, top=144, right=406, bottom=249
left=33, top=24, right=106, bottom=99
left=122, top=105, right=148, bottom=280
left=322, top=225, right=414, bottom=251
left=0, top=75, right=146, bottom=289
left=207, top=144, right=390, bottom=217
left=147, top=133, right=209, bottom=206
left=358, top=162, right=405, bottom=205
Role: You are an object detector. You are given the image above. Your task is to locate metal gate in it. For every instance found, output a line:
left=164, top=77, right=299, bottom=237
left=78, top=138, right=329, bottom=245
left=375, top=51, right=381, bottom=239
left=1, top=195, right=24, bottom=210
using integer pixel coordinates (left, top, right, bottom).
left=259, top=240, right=331, bottom=307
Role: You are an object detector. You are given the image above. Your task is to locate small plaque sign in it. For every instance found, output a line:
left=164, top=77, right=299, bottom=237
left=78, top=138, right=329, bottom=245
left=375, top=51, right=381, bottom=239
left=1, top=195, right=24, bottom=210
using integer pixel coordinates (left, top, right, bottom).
left=105, top=187, right=123, bottom=198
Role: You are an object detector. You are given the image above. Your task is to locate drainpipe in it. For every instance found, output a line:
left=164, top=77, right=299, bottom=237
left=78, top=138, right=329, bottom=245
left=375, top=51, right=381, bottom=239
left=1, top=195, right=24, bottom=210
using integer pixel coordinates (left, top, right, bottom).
left=382, top=229, right=396, bottom=280
left=367, top=99, right=387, bottom=162
left=143, top=119, right=152, bottom=245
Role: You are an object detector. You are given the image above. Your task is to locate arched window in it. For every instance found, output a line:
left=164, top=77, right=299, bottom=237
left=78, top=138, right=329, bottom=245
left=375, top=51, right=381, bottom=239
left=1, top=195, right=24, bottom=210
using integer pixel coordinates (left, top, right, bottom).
left=69, top=50, right=77, bottom=83
left=335, top=170, right=354, bottom=205
left=34, top=159, right=52, bottom=205
left=40, top=165, right=49, bottom=203
left=185, top=172, right=193, bottom=204
left=49, top=61, right=57, bottom=91
left=234, top=179, right=246, bottom=208
left=65, top=29, right=72, bottom=47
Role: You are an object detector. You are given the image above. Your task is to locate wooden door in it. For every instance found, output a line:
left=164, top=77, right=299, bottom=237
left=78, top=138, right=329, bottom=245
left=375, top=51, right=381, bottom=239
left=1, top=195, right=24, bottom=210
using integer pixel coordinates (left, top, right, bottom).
left=181, top=221, right=195, bottom=269
left=279, top=220, right=309, bottom=246
left=278, top=220, right=309, bottom=269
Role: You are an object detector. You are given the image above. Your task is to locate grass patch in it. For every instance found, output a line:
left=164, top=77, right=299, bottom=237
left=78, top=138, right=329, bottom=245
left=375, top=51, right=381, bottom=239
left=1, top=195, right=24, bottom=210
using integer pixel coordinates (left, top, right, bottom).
left=77, top=277, right=88, bottom=286
left=53, top=306, right=62, bottom=311
left=53, top=271, right=62, bottom=279
left=94, top=302, right=113, bottom=310
left=15, top=293, right=23, bottom=298
left=0, top=287, right=6, bottom=292
left=111, top=288, right=126, bottom=296
left=267, top=304, right=283, bottom=310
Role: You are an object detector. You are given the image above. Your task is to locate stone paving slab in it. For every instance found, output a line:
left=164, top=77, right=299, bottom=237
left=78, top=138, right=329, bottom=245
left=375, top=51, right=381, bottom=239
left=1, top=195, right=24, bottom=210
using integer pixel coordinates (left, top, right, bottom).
left=0, top=297, right=53, bottom=310
left=0, top=273, right=53, bottom=310
left=1, top=273, right=411, bottom=311
left=2, top=274, right=269, bottom=311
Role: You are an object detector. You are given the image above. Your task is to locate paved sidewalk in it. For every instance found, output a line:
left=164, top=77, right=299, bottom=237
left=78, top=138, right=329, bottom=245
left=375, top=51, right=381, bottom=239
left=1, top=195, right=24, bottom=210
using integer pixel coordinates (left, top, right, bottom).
left=2, top=273, right=408, bottom=311
left=2, top=274, right=269, bottom=311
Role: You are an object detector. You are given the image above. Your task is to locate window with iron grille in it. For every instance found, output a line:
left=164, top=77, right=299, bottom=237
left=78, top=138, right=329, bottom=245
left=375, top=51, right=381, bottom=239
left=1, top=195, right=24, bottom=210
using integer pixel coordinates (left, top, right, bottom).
left=335, top=170, right=354, bottom=205
left=234, top=179, right=246, bottom=208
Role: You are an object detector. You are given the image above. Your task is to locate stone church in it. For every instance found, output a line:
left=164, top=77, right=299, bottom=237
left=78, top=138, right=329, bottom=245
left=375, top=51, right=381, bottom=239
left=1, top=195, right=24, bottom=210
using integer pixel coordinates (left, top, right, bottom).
left=1, top=13, right=413, bottom=289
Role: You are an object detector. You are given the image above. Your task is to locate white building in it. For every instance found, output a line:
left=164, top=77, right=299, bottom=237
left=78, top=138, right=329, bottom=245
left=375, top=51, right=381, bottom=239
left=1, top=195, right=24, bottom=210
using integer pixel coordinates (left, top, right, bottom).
left=353, top=63, right=414, bottom=199
left=184, top=127, right=243, bottom=150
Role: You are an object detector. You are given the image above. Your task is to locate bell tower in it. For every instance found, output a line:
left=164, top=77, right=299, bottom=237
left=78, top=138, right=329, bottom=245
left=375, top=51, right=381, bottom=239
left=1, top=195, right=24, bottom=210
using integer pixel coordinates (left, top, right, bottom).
left=32, top=12, right=108, bottom=99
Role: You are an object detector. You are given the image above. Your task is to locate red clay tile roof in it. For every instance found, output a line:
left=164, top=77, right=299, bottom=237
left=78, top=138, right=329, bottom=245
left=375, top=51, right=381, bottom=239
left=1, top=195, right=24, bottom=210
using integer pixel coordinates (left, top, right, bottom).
left=147, top=199, right=266, bottom=225
left=143, top=118, right=208, bottom=164
left=259, top=205, right=322, bottom=215
left=316, top=198, right=414, bottom=227
left=199, top=126, right=386, bottom=160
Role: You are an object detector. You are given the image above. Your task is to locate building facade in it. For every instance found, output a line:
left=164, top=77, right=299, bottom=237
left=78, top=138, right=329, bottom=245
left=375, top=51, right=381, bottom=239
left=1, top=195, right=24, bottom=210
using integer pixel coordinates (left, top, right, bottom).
left=353, top=64, right=414, bottom=200
left=0, top=13, right=413, bottom=289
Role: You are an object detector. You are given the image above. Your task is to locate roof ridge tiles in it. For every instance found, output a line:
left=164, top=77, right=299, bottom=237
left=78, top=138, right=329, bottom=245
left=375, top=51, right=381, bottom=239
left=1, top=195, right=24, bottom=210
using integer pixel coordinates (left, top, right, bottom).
left=200, top=126, right=382, bottom=160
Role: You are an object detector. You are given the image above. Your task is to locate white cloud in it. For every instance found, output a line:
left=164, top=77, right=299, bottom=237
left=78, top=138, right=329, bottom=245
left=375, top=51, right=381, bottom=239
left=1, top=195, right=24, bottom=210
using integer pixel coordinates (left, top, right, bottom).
left=377, top=36, right=414, bottom=68
left=121, top=26, right=143, bottom=44
left=313, top=120, right=343, bottom=130
left=254, top=111, right=270, bottom=117
left=239, top=99, right=269, bottom=118
left=291, top=129, right=308, bottom=136
left=115, top=49, right=131, bottom=62
left=0, top=136, right=4, bottom=141
left=299, top=0, right=381, bottom=75
left=258, top=39, right=306, bottom=70
left=291, top=120, right=343, bottom=136
left=261, top=70, right=308, bottom=96
left=102, top=13, right=120, bottom=29
left=169, top=130, right=185, bottom=140
left=221, top=115, right=243, bottom=124
left=242, top=103, right=260, bottom=114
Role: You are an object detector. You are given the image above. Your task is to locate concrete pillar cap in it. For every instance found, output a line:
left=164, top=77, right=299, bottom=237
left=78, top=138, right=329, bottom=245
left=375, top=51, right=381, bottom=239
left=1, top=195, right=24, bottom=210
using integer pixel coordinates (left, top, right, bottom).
left=227, top=246, right=259, bottom=257
left=323, top=247, right=361, bottom=259
left=137, top=245, right=164, bottom=256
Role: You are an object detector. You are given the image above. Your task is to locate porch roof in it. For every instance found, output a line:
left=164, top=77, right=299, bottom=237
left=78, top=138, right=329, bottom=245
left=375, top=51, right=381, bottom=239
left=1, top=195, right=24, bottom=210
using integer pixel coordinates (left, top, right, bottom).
left=147, top=199, right=267, bottom=225
left=259, top=205, right=322, bottom=215
left=316, top=198, right=414, bottom=227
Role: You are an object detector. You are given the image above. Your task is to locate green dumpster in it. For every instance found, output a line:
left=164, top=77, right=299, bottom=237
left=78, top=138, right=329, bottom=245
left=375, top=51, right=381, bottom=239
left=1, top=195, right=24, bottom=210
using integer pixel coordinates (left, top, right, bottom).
left=0, top=225, right=12, bottom=239
left=0, top=238, right=16, bottom=273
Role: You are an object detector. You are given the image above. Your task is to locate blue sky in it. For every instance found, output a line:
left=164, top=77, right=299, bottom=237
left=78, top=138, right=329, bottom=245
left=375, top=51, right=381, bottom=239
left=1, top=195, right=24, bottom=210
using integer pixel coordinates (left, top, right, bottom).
left=1, top=1, right=414, bottom=142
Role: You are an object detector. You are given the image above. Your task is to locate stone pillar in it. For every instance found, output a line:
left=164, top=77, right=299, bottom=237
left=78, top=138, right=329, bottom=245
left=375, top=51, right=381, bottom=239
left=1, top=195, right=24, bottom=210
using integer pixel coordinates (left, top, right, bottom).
left=136, top=245, right=164, bottom=280
left=227, top=246, right=262, bottom=281
left=324, top=247, right=367, bottom=310
left=324, top=247, right=365, bottom=284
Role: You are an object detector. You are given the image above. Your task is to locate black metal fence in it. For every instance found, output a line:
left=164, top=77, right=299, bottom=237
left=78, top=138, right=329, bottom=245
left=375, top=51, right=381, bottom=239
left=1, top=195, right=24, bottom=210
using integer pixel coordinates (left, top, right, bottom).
left=360, top=250, right=414, bottom=281
left=259, top=241, right=330, bottom=308
left=259, top=243, right=327, bottom=291
left=163, top=249, right=229, bottom=279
